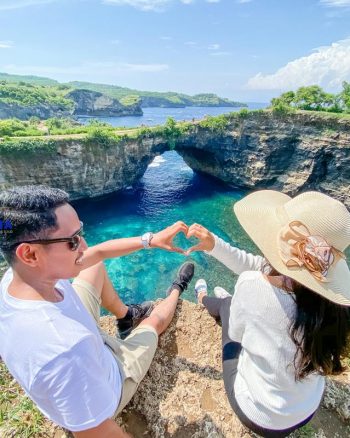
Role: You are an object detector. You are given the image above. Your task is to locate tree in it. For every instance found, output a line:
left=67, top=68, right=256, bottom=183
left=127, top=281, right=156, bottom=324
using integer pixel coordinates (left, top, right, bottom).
left=293, top=85, right=333, bottom=111
left=271, top=91, right=295, bottom=107
left=340, top=81, right=350, bottom=112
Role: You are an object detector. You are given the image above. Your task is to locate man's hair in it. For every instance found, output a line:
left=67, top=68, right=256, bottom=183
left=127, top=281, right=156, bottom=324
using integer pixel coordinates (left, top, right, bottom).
left=0, top=185, right=69, bottom=265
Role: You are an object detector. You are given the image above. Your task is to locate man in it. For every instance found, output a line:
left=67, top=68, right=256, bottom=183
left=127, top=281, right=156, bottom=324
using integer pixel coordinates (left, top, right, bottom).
left=0, top=185, right=194, bottom=437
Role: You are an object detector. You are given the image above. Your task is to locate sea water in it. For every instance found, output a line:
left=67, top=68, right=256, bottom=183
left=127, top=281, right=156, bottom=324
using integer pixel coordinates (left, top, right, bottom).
left=72, top=151, right=259, bottom=307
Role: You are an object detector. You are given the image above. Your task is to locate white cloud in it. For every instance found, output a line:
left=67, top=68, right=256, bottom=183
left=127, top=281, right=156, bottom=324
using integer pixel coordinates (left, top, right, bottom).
left=237, top=0, right=252, bottom=3
left=160, top=36, right=172, bottom=40
left=206, top=0, right=220, bottom=3
left=184, top=41, right=197, bottom=46
left=2, top=61, right=169, bottom=76
left=320, top=0, right=350, bottom=7
left=246, top=37, right=350, bottom=91
left=103, top=0, right=197, bottom=11
left=208, top=43, right=220, bottom=50
left=0, top=40, right=13, bottom=48
left=120, top=62, right=168, bottom=71
left=210, top=51, right=231, bottom=56
left=103, top=0, right=170, bottom=11
left=0, top=0, right=55, bottom=10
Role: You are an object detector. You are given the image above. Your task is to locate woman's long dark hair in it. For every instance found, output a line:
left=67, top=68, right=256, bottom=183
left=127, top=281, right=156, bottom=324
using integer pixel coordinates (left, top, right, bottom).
left=265, top=264, right=350, bottom=380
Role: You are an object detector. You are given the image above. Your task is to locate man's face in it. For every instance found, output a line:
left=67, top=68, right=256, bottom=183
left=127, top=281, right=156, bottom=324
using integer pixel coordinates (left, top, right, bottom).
left=29, top=203, right=88, bottom=280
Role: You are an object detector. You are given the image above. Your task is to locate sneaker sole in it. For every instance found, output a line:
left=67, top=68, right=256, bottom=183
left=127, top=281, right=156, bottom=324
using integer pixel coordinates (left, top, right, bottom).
left=214, top=286, right=231, bottom=299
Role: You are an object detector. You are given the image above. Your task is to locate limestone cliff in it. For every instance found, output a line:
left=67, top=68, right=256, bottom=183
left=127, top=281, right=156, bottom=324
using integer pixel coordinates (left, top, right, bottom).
left=0, top=111, right=349, bottom=208
left=0, top=136, right=167, bottom=200
left=0, top=100, right=71, bottom=120
left=67, top=89, right=143, bottom=117
left=176, top=112, right=350, bottom=209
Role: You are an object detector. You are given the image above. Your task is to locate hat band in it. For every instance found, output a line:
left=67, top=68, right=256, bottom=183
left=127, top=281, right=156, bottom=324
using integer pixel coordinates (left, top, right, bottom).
left=278, top=221, right=345, bottom=282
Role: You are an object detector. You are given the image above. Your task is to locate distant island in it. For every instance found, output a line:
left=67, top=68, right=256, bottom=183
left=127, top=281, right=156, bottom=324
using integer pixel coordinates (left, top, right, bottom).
left=0, top=72, right=247, bottom=120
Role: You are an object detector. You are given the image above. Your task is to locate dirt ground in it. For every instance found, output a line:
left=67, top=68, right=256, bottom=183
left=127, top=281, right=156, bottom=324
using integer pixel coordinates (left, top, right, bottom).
left=98, top=300, right=350, bottom=438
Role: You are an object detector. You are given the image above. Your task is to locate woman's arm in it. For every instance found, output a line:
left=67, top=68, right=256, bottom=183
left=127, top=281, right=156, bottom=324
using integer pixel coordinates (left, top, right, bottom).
left=186, top=223, right=265, bottom=275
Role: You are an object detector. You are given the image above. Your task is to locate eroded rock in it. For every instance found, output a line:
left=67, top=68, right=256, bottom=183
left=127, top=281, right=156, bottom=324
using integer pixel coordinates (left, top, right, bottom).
left=100, top=300, right=350, bottom=437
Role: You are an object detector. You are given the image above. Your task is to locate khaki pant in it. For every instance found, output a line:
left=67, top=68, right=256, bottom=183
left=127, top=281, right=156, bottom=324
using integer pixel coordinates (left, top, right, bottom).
left=71, top=277, right=158, bottom=414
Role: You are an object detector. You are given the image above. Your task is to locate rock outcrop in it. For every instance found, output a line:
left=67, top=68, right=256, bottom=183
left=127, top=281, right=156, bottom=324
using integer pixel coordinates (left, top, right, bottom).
left=0, top=111, right=349, bottom=207
left=67, top=89, right=143, bottom=117
left=0, top=135, right=168, bottom=200
left=0, top=100, right=71, bottom=120
left=176, top=112, right=350, bottom=209
left=100, top=301, right=350, bottom=438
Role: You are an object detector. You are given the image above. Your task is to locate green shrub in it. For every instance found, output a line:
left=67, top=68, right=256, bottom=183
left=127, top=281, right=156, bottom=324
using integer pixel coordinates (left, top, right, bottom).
left=271, top=102, right=295, bottom=116
left=163, top=117, right=182, bottom=149
left=199, top=114, right=229, bottom=133
left=235, top=108, right=250, bottom=120
left=0, top=139, right=57, bottom=155
left=0, top=119, right=26, bottom=136
left=85, top=128, right=122, bottom=149
left=137, top=126, right=153, bottom=138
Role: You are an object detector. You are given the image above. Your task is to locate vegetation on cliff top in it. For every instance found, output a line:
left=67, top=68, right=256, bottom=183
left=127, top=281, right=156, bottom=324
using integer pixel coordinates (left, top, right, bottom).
left=0, top=81, right=73, bottom=110
left=2, top=109, right=350, bottom=156
left=270, top=83, right=350, bottom=115
left=0, top=72, right=246, bottom=109
left=67, top=82, right=246, bottom=108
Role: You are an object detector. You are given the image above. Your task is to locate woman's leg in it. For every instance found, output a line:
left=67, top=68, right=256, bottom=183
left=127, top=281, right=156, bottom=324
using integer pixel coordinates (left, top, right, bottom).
left=205, top=296, right=314, bottom=438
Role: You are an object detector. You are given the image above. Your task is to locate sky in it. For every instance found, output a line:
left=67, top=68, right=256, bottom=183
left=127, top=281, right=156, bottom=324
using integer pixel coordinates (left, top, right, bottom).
left=0, top=0, right=350, bottom=102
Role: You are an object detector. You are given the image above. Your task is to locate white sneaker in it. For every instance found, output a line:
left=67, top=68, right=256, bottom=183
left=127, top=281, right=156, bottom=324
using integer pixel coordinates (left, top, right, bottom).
left=195, top=279, right=208, bottom=302
left=214, top=286, right=231, bottom=299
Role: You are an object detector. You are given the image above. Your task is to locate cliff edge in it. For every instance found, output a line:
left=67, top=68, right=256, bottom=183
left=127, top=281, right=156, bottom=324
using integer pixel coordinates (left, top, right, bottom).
left=102, top=300, right=350, bottom=438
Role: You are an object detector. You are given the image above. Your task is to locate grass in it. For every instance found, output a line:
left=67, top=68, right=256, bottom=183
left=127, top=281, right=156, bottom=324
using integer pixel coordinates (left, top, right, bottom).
left=0, top=361, right=49, bottom=437
left=1, top=109, right=350, bottom=157
left=290, top=424, right=318, bottom=437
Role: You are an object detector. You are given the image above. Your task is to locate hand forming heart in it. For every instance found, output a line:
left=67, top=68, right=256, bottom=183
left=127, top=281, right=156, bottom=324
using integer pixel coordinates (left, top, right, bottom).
left=151, top=221, right=215, bottom=255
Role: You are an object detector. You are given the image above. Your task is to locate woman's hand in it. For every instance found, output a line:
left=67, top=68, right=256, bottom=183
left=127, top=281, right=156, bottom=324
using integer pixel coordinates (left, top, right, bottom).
left=185, top=223, right=215, bottom=255
left=151, top=221, right=188, bottom=254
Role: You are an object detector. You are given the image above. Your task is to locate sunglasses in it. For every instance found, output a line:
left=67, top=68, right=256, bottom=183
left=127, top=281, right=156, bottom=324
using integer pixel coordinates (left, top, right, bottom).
left=11, top=221, right=84, bottom=251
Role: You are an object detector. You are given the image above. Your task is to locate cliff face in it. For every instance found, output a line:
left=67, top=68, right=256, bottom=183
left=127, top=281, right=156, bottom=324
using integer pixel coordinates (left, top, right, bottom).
left=0, top=100, right=71, bottom=120
left=176, top=112, right=350, bottom=208
left=0, top=112, right=349, bottom=208
left=67, top=89, right=143, bottom=117
left=0, top=136, right=168, bottom=200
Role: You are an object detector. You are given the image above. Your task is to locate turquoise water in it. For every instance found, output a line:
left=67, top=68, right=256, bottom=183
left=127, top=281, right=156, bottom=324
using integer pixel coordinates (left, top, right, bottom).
left=73, top=151, right=350, bottom=309
left=72, top=152, right=259, bottom=306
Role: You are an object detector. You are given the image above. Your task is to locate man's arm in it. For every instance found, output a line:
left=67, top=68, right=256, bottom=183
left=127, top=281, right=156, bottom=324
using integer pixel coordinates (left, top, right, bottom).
left=80, top=221, right=188, bottom=269
left=73, top=418, right=132, bottom=438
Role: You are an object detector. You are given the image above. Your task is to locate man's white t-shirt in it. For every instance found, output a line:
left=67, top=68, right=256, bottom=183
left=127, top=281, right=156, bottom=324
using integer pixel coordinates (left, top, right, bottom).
left=0, top=268, right=122, bottom=432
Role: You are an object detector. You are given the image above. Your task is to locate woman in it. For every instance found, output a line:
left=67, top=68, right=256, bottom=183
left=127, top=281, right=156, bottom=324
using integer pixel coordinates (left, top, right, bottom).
left=186, top=190, right=350, bottom=437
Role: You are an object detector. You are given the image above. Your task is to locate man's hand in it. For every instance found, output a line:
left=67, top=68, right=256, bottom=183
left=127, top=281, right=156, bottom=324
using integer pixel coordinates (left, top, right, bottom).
left=151, top=221, right=188, bottom=254
left=185, top=223, right=215, bottom=255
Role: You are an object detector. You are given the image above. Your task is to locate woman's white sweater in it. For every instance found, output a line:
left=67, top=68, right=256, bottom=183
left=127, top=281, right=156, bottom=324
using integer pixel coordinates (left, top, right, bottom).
left=206, top=235, right=325, bottom=430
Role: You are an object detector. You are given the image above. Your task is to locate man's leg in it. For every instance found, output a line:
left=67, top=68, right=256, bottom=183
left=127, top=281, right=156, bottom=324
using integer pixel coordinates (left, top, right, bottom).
left=73, top=261, right=128, bottom=319
left=73, top=261, right=153, bottom=340
left=139, top=288, right=180, bottom=335
left=113, top=261, right=195, bottom=414
left=138, top=260, right=195, bottom=335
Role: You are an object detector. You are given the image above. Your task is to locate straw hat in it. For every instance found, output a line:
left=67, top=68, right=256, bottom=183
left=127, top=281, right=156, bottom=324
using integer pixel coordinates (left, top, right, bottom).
left=234, top=190, right=350, bottom=306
